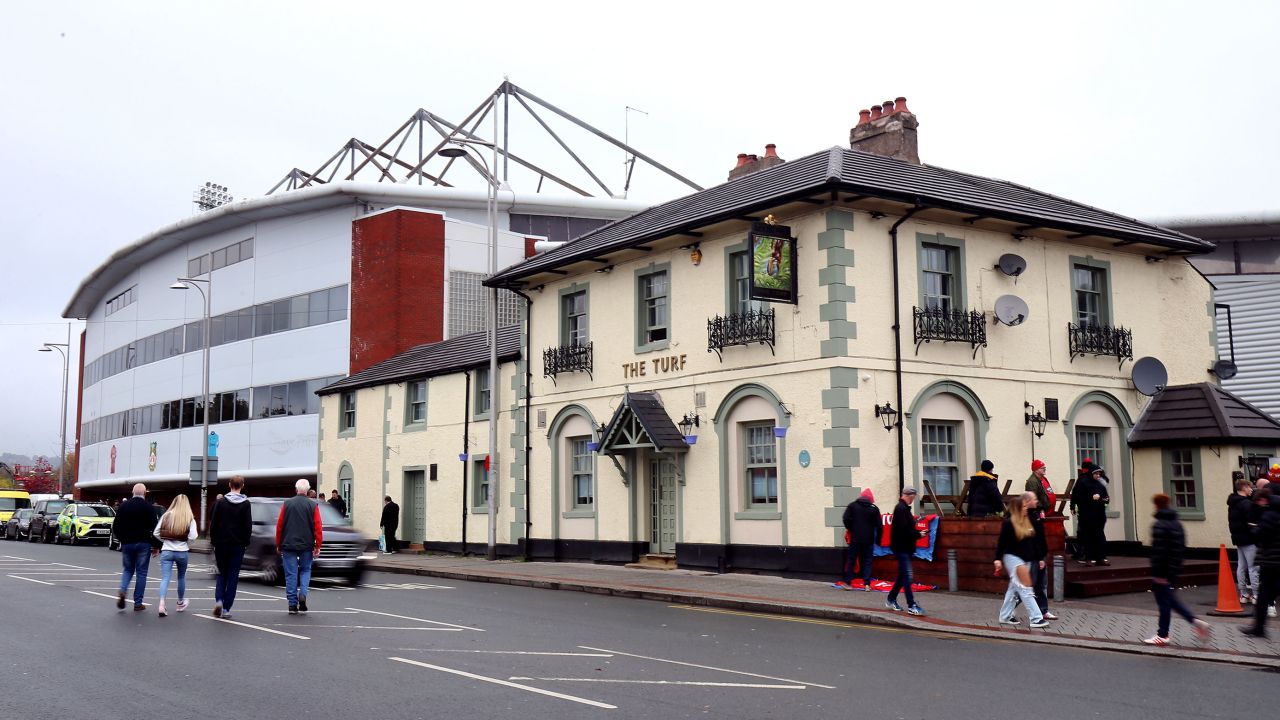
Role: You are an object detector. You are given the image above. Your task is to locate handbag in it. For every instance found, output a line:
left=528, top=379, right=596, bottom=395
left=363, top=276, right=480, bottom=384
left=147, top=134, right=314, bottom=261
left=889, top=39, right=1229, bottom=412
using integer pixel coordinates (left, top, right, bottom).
left=378, top=532, right=386, bottom=553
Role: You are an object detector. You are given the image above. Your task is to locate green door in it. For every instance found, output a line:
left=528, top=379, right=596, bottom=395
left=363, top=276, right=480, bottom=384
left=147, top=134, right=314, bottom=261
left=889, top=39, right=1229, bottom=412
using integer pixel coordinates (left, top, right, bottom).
left=403, top=470, right=426, bottom=546
left=649, top=457, right=677, bottom=554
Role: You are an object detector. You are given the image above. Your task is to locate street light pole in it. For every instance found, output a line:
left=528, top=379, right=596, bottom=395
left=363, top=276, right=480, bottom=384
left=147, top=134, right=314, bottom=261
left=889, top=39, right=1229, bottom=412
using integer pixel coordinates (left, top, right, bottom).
left=38, top=338, right=70, bottom=496
left=172, top=277, right=212, bottom=532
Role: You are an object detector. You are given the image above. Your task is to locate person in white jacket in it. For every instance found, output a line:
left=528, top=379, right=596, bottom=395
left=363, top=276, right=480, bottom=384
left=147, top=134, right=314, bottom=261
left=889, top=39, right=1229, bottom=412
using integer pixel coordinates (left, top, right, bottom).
left=153, top=495, right=198, bottom=617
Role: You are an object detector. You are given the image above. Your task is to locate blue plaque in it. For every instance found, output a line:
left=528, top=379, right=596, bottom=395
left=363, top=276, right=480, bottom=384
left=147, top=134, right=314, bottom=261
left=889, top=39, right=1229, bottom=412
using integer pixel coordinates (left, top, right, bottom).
left=798, top=449, right=811, bottom=468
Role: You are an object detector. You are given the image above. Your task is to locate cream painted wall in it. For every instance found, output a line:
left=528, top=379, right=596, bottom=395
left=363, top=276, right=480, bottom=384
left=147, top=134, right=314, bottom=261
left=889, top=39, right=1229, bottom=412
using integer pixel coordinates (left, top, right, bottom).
left=1133, top=445, right=1238, bottom=548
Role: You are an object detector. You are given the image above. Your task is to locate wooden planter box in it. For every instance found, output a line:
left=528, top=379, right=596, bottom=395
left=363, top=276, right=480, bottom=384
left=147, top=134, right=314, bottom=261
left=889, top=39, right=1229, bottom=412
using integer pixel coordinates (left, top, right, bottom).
left=875, top=516, right=1066, bottom=594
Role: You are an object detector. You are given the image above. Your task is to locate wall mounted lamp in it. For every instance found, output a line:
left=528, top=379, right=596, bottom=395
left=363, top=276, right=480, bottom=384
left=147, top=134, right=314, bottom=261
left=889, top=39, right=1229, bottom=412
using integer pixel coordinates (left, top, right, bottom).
left=1024, top=401, right=1047, bottom=438
left=678, top=412, right=700, bottom=444
left=874, top=402, right=899, bottom=432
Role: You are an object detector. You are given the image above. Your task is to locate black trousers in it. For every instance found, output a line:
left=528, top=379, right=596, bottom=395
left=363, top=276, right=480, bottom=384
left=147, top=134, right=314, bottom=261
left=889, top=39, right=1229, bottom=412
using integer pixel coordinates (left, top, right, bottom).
left=384, top=526, right=398, bottom=552
left=841, top=541, right=874, bottom=584
left=1031, top=561, right=1049, bottom=613
left=1080, top=519, right=1107, bottom=561
left=1254, top=566, right=1280, bottom=633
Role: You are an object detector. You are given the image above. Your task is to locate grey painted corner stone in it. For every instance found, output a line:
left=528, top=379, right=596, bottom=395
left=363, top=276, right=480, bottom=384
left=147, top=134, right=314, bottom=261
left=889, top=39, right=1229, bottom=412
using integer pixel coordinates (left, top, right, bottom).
left=823, top=506, right=845, bottom=527
left=834, top=527, right=848, bottom=545
left=832, top=447, right=861, bottom=468
left=820, top=338, right=848, bottom=358
left=833, top=485, right=861, bottom=506
left=822, top=428, right=851, bottom=448
left=830, top=408, right=860, bottom=428
left=817, top=228, right=846, bottom=250
left=821, top=388, right=850, bottom=409
left=826, top=209, right=855, bottom=231
left=827, top=284, right=855, bottom=303
left=824, top=467, right=852, bottom=486
left=827, top=319, right=857, bottom=340
left=829, top=367, right=859, bottom=389
left=817, top=266, right=847, bottom=286
left=819, top=302, right=847, bottom=322
left=825, top=247, right=855, bottom=268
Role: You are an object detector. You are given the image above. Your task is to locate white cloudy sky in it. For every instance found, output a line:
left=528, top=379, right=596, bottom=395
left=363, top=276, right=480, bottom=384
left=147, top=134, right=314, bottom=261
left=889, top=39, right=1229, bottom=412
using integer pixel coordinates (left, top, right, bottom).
left=2, top=0, right=1277, bottom=459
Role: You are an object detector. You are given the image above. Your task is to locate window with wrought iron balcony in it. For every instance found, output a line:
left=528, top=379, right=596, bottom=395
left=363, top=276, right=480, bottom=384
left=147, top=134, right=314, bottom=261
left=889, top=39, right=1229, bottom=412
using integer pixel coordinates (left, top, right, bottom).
left=544, top=290, right=593, bottom=383
left=708, top=250, right=777, bottom=361
left=1067, top=262, right=1132, bottom=365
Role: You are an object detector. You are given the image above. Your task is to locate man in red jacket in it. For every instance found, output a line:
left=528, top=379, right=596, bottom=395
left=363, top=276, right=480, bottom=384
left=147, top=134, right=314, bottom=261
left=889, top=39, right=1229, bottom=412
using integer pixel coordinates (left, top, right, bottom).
left=276, top=479, right=323, bottom=614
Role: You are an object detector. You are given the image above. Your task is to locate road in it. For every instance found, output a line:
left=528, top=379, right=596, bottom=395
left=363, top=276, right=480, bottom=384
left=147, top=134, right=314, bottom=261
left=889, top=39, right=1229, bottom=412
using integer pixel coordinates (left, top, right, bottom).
left=0, top=541, right=1260, bottom=719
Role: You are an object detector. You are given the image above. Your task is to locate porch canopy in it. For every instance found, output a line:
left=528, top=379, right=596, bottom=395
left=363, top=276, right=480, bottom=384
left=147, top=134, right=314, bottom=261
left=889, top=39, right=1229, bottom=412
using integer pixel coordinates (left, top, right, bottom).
left=1128, top=383, right=1280, bottom=447
left=596, top=391, right=689, bottom=455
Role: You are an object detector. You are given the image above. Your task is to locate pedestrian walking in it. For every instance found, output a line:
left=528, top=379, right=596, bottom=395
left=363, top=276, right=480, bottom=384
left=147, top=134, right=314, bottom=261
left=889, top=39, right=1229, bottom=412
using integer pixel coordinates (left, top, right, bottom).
left=1026, top=459, right=1057, bottom=515
left=276, top=479, right=323, bottom=614
left=1228, top=477, right=1260, bottom=605
left=1243, top=487, right=1280, bottom=638
left=210, top=475, right=252, bottom=619
left=995, top=493, right=1050, bottom=628
left=112, top=483, right=159, bottom=611
left=835, top=488, right=878, bottom=590
left=1143, top=493, right=1211, bottom=645
left=1021, top=491, right=1058, bottom=620
left=153, top=495, right=198, bottom=617
left=380, top=495, right=400, bottom=554
left=1071, top=465, right=1110, bottom=565
left=885, top=487, right=924, bottom=616
left=966, top=460, right=1003, bottom=518
left=327, top=490, right=347, bottom=517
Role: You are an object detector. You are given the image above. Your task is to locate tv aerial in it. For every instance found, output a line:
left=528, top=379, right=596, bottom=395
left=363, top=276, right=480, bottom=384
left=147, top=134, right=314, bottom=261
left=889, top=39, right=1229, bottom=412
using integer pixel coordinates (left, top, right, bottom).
left=1132, top=357, right=1169, bottom=397
left=992, top=295, right=1029, bottom=327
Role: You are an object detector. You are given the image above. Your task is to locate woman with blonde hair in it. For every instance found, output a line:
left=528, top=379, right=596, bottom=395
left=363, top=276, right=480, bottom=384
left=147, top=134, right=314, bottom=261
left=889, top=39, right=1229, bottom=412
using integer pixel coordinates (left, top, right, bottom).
left=994, top=494, right=1049, bottom=628
left=153, top=494, right=198, bottom=617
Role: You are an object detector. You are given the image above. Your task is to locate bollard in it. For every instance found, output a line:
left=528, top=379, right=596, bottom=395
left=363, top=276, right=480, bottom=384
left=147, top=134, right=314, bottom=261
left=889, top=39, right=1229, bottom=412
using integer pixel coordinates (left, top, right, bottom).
left=947, top=549, right=958, bottom=592
left=1053, top=554, right=1065, bottom=602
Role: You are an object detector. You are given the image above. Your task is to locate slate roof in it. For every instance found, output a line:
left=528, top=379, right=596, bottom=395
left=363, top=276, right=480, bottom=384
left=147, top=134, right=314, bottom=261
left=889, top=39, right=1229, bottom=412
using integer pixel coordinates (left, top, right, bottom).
left=317, top=326, right=522, bottom=396
left=488, top=146, right=1211, bottom=287
left=599, top=391, right=688, bottom=453
left=1128, top=383, right=1280, bottom=447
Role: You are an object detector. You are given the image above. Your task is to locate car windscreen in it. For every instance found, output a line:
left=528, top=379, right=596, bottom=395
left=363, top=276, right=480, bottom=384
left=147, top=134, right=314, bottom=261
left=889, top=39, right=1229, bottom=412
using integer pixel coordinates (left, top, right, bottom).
left=42, top=502, right=68, bottom=514
left=250, top=502, right=281, bottom=524
left=78, top=506, right=114, bottom=517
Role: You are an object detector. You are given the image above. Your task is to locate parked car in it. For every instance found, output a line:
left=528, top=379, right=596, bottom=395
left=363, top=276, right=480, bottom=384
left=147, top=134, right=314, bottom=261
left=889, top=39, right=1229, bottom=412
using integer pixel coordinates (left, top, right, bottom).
left=3, top=508, right=33, bottom=540
left=240, top=497, right=376, bottom=586
left=0, top=490, right=31, bottom=524
left=28, top=498, right=70, bottom=543
left=55, top=503, right=115, bottom=545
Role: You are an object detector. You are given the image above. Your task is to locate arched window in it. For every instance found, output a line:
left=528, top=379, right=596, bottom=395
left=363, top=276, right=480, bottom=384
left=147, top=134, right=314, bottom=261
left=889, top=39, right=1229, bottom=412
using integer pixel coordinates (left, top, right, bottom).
left=908, top=381, right=990, bottom=499
left=1064, top=391, right=1135, bottom=540
left=713, top=383, right=790, bottom=546
left=337, top=463, right=354, bottom=519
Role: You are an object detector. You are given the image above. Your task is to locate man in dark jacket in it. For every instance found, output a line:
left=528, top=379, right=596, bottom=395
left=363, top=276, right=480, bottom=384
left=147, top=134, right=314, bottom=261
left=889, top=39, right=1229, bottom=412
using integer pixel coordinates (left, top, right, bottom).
left=1144, top=493, right=1211, bottom=645
left=1071, top=466, right=1110, bottom=565
left=327, top=490, right=348, bottom=517
left=1244, top=488, right=1280, bottom=638
left=967, top=460, right=1003, bottom=518
left=381, top=496, right=400, bottom=554
left=837, top=488, right=879, bottom=590
left=885, top=487, right=924, bottom=615
left=210, top=475, right=253, bottom=619
left=1228, top=477, right=1259, bottom=605
left=111, top=483, right=158, bottom=611
left=276, top=479, right=323, bottom=614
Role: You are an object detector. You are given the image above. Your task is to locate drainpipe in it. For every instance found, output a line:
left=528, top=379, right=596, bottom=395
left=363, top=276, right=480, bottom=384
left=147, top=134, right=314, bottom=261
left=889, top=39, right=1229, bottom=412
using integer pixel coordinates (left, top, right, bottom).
left=462, top=372, right=471, bottom=556
left=511, top=288, right=534, bottom=561
left=888, top=205, right=922, bottom=493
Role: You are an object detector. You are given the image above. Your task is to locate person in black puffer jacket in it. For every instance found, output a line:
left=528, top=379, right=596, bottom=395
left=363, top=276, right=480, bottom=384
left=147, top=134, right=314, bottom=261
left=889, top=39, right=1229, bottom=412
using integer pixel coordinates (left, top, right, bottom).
left=885, top=487, right=924, bottom=615
left=1144, top=493, right=1211, bottom=645
left=1072, top=466, right=1110, bottom=565
left=1244, top=488, right=1280, bottom=638
left=967, top=460, right=1004, bottom=518
left=1227, top=477, right=1260, bottom=604
left=837, top=489, right=879, bottom=590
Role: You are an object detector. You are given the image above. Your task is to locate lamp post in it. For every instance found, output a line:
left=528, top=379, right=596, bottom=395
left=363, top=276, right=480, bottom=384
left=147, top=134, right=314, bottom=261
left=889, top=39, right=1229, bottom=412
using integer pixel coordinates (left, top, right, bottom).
left=38, top=333, right=70, bottom=496
left=440, top=134, right=503, bottom=561
left=171, top=277, right=212, bottom=532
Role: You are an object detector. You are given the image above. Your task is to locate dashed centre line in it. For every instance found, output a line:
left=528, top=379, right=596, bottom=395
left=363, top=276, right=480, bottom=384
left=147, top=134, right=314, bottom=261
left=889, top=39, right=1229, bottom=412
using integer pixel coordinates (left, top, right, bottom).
left=388, top=657, right=616, bottom=710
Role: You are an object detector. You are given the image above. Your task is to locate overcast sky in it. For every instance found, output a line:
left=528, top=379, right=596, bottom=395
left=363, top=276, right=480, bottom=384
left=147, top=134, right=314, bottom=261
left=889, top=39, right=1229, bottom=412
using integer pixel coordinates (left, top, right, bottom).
left=2, top=1, right=1277, bottom=459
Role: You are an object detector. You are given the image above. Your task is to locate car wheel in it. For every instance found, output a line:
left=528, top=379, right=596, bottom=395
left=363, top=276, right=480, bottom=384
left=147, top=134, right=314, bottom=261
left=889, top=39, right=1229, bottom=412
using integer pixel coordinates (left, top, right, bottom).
left=260, top=558, right=282, bottom=586
left=27, top=526, right=37, bottom=542
left=345, top=568, right=365, bottom=587
left=68, top=532, right=77, bottom=546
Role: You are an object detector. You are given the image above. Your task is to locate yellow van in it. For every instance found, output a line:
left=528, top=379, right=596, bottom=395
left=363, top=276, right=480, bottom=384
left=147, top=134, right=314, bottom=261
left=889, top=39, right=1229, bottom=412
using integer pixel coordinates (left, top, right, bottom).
left=0, top=490, right=31, bottom=523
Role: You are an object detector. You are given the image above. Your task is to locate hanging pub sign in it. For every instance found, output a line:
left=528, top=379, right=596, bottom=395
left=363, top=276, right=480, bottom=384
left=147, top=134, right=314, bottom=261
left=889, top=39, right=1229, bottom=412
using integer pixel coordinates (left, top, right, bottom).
left=748, top=220, right=797, bottom=304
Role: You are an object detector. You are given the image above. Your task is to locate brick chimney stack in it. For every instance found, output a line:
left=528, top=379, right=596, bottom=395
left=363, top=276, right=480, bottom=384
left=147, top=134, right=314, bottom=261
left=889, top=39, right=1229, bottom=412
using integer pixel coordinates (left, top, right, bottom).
left=728, top=144, right=786, bottom=181
left=850, top=96, right=919, bottom=164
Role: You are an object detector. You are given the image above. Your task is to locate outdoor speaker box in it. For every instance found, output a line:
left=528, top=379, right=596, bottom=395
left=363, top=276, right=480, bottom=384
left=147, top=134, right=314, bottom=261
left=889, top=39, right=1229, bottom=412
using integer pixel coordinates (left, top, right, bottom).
left=1044, top=398, right=1059, bottom=422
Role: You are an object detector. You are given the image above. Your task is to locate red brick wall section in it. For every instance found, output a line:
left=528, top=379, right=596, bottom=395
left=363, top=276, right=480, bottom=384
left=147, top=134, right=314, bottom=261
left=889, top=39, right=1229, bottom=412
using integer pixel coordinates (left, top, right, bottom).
left=349, top=209, right=446, bottom=375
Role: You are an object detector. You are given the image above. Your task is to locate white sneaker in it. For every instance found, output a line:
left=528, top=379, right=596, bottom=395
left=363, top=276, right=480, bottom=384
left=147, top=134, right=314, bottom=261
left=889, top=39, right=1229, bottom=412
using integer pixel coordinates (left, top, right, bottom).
left=998, top=617, right=1021, bottom=625
left=1042, top=611, right=1059, bottom=620
left=1268, top=605, right=1277, bottom=618
left=1029, top=619, right=1050, bottom=628
left=1241, top=594, right=1251, bottom=605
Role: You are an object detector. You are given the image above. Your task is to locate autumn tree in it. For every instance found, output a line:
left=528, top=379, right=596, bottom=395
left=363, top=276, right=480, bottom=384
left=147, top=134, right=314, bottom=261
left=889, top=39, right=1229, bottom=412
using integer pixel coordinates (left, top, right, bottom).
left=17, top=456, right=59, bottom=495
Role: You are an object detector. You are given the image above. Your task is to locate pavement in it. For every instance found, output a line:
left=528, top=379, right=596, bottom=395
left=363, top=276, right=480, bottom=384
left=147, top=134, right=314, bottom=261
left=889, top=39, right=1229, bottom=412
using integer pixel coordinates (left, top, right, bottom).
left=367, top=551, right=1280, bottom=668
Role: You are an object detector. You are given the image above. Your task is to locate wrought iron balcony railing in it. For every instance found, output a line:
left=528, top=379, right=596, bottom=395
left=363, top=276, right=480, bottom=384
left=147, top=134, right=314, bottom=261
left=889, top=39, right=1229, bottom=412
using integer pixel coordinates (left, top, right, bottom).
left=707, top=308, right=775, bottom=361
left=1068, top=322, right=1133, bottom=366
left=543, top=341, right=593, bottom=384
left=912, top=306, right=987, bottom=358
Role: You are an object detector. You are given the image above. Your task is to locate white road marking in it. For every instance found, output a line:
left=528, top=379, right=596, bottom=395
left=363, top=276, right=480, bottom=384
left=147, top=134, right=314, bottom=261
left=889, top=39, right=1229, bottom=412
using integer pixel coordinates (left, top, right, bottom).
left=510, top=677, right=805, bottom=689
left=231, top=588, right=283, bottom=599
left=10, top=572, right=117, bottom=575
left=8, top=575, right=53, bottom=585
left=0, top=562, right=92, bottom=569
left=82, top=590, right=122, bottom=600
left=395, top=649, right=614, bottom=657
left=388, top=657, right=616, bottom=710
left=360, top=582, right=454, bottom=590
left=19, top=578, right=119, bottom=582
left=577, top=646, right=836, bottom=690
left=194, top=613, right=310, bottom=639
left=220, top=609, right=358, bottom=614
left=273, top=625, right=462, bottom=631
left=347, top=607, right=483, bottom=632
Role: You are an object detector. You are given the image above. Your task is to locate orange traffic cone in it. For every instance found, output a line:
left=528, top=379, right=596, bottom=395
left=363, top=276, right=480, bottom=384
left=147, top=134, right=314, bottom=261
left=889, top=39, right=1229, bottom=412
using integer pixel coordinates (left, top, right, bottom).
left=1210, top=544, right=1247, bottom=616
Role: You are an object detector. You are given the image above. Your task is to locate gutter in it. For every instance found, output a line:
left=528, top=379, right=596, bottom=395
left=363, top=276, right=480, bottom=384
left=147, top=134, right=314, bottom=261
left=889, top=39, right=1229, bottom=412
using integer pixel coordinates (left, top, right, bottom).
left=888, top=205, right=922, bottom=492
left=511, top=288, right=534, bottom=560
left=462, top=371, right=471, bottom=555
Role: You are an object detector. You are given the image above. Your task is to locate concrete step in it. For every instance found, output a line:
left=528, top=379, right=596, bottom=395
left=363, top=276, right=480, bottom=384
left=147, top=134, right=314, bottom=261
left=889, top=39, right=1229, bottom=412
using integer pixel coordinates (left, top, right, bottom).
left=626, top=553, right=677, bottom=571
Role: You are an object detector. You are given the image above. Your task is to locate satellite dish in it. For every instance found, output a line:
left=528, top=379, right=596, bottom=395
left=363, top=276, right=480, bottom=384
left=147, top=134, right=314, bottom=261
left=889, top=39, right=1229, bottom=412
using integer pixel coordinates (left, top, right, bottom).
left=993, top=295, right=1029, bottom=326
left=1211, top=359, right=1238, bottom=380
left=996, top=253, right=1027, bottom=278
left=1132, top=357, right=1169, bottom=397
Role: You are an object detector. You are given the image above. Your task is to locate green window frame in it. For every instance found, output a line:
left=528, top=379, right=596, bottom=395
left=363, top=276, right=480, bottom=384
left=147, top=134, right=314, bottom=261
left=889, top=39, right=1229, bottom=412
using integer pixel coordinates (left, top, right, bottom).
left=1069, top=256, right=1113, bottom=327
left=634, top=263, right=671, bottom=353
left=743, top=422, right=779, bottom=508
left=560, top=285, right=589, bottom=347
left=405, top=379, right=427, bottom=426
left=921, top=421, right=960, bottom=496
left=339, top=392, right=356, bottom=434
left=915, top=233, right=967, bottom=312
left=338, top=463, right=354, bottom=519
left=471, top=457, right=490, bottom=510
left=727, top=248, right=764, bottom=316
left=569, top=436, right=593, bottom=508
left=473, top=367, right=490, bottom=420
left=1163, top=448, right=1203, bottom=519
left=1075, top=427, right=1107, bottom=472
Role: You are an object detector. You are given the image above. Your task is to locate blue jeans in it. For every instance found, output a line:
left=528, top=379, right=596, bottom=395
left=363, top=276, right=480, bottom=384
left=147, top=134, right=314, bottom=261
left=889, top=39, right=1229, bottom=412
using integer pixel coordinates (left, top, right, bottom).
left=158, top=549, right=189, bottom=602
left=888, top=551, right=915, bottom=606
left=214, top=545, right=246, bottom=611
left=842, top=542, right=874, bottom=585
left=999, top=554, right=1043, bottom=623
left=281, top=550, right=313, bottom=607
left=1152, top=580, right=1195, bottom=638
left=118, top=542, right=151, bottom=607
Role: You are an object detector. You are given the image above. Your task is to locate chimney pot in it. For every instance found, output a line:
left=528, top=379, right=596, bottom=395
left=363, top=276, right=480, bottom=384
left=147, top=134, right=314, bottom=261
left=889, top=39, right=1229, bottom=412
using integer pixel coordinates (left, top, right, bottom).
left=882, top=100, right=895, bottom=115
left=735, top=153, right=749, bottom=168
left=764, top=143, right=778, bottom=158
left=894, top=96, right=909, bottom=114
left=748, top=154, right=759, bottom=162
left=858, top=109, right=871, bottom=125
left=869, top=105, right=883, bottom=121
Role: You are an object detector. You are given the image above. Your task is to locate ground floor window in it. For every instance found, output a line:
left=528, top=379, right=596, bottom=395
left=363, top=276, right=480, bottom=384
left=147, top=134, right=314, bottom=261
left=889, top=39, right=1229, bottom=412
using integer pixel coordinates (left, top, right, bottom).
left=472, top=458, right=489, bottom=509
left=569, top=436, right=593, bottom=508
left=743, top=422, right=778, bottom=507
left=921, top=421, right=960, bottom=495
left=1164, top=448, right=1202, bottom=514
left=338, top=465, right=353, bottom=518
left=1076, top=427, right=1107, bottom=472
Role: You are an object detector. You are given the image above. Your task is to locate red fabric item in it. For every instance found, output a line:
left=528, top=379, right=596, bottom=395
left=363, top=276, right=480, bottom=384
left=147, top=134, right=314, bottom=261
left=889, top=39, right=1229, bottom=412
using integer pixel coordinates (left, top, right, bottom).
left=1042, top=477, right=1057, bottom=509
left=849, top=578, right=936, bottom=592
left=312, top=505, right=323, bottom=550
left=878, top=513, right=936, bottom=547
